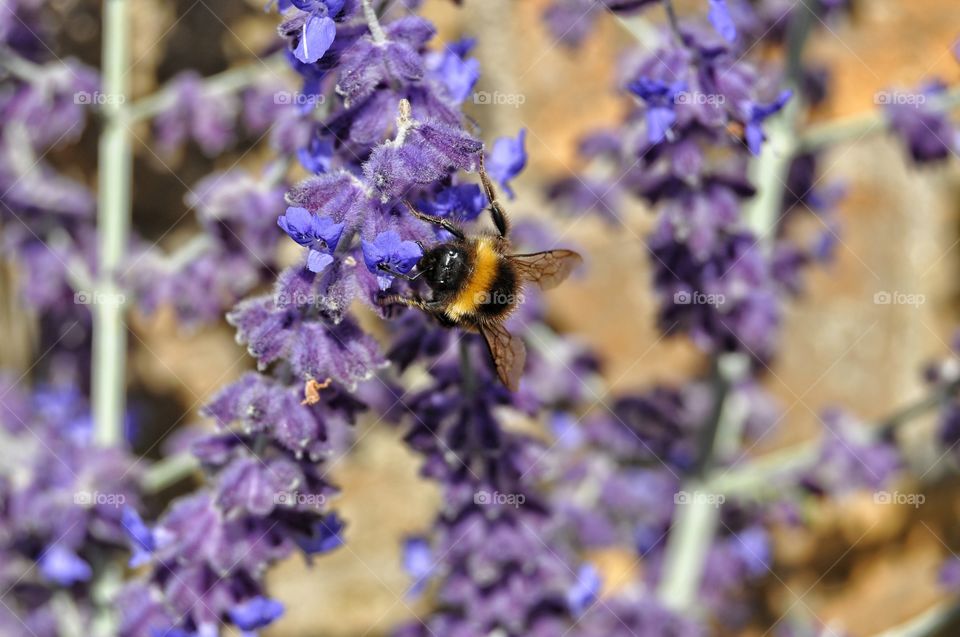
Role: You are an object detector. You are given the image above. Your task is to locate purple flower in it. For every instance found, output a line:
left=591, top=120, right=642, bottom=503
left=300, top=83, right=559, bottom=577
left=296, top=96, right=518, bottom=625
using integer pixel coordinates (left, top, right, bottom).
left=336, top=17, right=434, bottom=105
left=294, top=13, right=336, bottom=63
left=425, top=38, right=481, bottom=104
left=298, top=135, right=335, bottom=174
left=361, top=230, right=423, bottom=290
left=420, top=183, right=487, bottom=222
left=402, top=537, right=434, bottom=595
left=122, top=507, right=160, bottom=568
left=277, top=206, right=345, bottom=273
left=153, top=72, right=238, bottom=156
left=885, top=82, right=958, bottom=163
left=707, top=0, right=737, bottom=43
left=39, top=545, right=92, bottom=586
left=287, top=0, right=344, bottom=64
left=485, top=129, right=527, bottom=198
left=745, top=90, right=793, bottom=155
left=294, top=513, right=345, bottom=555
left=566, top=563, right=601, bottom=616
left=227, top=596, right=285, bottom=631
left=627, top=77, right=688, bottom=144
left=364, top=116, right=483, bottom=200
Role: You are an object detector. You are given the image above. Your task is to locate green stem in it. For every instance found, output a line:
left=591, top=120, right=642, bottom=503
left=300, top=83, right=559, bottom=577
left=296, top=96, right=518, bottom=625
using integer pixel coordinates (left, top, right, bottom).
left=712, top=376, right=960, bottom=497
left=140, top=452, right=200, bottom=494
left=92, top=0, right=131, bottom=448
left=657, top=4, right=811, bottom=612
left=125, top=53, right=287, bottom=123
left=798, top=85, right=960, bottom=153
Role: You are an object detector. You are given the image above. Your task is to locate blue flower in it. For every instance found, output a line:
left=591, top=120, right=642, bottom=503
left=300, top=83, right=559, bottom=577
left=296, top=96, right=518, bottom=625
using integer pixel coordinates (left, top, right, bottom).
left=707, top=0, right=737, bottom=43
left=361, top=231, right=423, bottom=290
left=122, top=507, right=159, bottom=568
left=566, top=562, right=601, bottom=616
left=426, top=38, right=481, bottom=104
left=421, top=184, right=487, bottom=222
left=402, top=537, right=433, bottom=595
left=290, top=1, right=344, bottom=64
left=627, top=77, right=687, bottom=144
left=39, top=545, right=92, bottom=586
left=297, top=135, right=334, bottom=174
left=228, top=596, right=285, bottom=632
left=485, top=129, right=527, bottom=199
left=277, top=206, right=345, bottom=273
left=294, top=513, right=345, bottom=555
left=745, top=89, right=793, bottom=155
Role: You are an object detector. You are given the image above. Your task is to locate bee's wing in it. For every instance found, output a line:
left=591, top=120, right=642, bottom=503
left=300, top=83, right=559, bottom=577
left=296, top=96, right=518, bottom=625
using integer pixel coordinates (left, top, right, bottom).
left=510, top=250, right=582, bottom=291
left=478, top=322, right=526, bottom=391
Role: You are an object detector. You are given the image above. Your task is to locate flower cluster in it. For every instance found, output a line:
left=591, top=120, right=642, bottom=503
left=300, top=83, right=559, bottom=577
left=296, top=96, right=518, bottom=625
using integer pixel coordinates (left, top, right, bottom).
left=546, top=1, right=845, bottom=363
left=0, top=378, right=141, bottom=637
left=111, top=1, right=573, bottom=633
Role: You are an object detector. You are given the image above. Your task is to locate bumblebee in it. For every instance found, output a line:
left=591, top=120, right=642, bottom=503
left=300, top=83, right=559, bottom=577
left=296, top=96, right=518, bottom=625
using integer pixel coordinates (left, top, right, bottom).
left=379, top=156, right=582, bottom=390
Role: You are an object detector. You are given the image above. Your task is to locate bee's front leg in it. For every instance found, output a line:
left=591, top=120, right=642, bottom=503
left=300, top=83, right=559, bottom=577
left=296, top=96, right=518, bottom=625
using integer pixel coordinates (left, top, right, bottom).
left=377, top=293, right=443, bottom=316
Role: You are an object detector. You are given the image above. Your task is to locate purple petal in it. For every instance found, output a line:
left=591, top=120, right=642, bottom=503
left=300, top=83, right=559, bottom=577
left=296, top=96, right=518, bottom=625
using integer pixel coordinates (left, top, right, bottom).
left=294, top=14, right=336, bottom=64
left=228, top=596, right=284, bottom=631
left=708, top=0, right=737, bottom=43
left=307, top=250, right=334, bottom=273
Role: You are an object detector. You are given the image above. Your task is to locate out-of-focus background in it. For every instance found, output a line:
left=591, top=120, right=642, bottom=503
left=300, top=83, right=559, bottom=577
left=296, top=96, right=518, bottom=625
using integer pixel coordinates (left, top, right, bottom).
left=4, top=0, right=960, bottom=635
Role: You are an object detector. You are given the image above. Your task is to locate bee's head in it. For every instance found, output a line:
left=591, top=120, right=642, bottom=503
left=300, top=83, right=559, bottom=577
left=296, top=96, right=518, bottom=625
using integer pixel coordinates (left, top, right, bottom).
left=418, top=243, right=468, bottom=292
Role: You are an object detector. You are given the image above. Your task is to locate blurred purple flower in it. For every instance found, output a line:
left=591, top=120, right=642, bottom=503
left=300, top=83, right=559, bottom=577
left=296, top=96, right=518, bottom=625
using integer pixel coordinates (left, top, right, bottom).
left=39, top=545, right=92, bottom=586
left=745, top=90, right=793, bottom=155
left=485, top=129, right=527, bottom=198
left=402, top=537, right=434, bottom=595
left=228, top=596, right=285, bottom=631
left=708, top=0, right=737, bottom=42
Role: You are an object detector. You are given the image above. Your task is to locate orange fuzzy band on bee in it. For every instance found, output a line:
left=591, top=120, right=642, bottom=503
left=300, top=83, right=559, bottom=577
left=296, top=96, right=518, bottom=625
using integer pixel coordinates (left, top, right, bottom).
left=444, top=236, right=500, bottom=320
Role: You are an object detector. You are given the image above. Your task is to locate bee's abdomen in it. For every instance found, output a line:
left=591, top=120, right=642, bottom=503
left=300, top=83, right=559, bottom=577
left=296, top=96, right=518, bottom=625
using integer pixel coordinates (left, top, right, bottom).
left=475, top=260, right=517, bottom=319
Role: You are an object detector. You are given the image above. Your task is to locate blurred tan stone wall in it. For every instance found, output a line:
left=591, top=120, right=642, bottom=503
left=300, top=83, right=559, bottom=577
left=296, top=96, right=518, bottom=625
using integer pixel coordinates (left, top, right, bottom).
left=4, top=0, right=960, bottom=635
